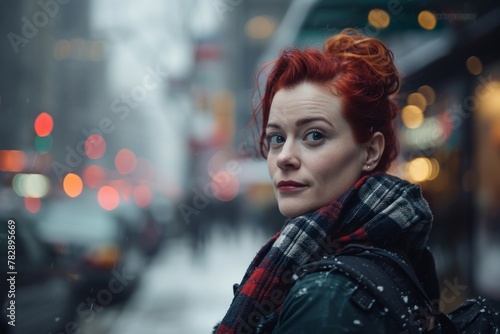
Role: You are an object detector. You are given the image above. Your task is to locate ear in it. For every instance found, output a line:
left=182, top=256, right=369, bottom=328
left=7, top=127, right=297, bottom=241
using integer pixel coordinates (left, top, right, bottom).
left=361, top=132, right=385, bottom=172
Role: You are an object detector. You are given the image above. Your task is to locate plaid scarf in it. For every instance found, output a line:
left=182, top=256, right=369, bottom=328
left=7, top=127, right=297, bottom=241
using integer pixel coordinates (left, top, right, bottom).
left=215, top=173, right=433, bottom=334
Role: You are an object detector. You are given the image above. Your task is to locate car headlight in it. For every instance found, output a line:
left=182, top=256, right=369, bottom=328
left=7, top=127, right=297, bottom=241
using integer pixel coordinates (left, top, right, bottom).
left=84, top=244, right=120, bottom=269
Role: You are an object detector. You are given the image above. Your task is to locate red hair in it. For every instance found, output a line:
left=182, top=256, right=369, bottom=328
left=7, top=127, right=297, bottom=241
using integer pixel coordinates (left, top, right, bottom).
left=254, top=28, right=400, bottom=173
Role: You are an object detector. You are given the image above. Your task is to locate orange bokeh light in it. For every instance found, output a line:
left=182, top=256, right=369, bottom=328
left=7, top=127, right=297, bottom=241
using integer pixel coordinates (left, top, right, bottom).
left=98, top=186, right=120, bottom=211
left=34, top=112, right=54, bottom=137
left=85, top=134, right=106, bottom=160
left=133, top=185, right=152, bottom=207
left=0, top=150, right=26, bottom=172
left=63, top=173, right=83, bottom=198
left=83, top=165, right=106, bottom=189
left=25, top=197, right=41, bottom=214
left=115, top=149, right=137, bottom=174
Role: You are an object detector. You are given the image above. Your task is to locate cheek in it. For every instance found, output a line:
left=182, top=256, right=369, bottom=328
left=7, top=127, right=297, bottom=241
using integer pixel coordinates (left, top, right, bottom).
left=310, top=151, right=338, bottom=176
left=311, top=162, right=338, bottom=184
left=267, top=156, right=276, bottom=175
left=311, top=148, right=360, bottom=182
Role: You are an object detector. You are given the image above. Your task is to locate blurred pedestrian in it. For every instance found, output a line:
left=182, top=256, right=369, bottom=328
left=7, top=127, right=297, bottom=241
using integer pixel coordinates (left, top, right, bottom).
left=214, top=28, right=436, bottom=333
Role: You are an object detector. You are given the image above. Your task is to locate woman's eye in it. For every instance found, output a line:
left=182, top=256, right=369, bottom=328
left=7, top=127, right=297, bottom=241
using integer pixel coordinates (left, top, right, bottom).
left=267, top=133, right=285, bottom=146
left=304, top=130, right=324, bottom=142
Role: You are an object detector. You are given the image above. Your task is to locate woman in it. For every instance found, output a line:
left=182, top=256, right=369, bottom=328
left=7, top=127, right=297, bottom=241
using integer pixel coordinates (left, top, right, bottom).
left=214, top=28, right=434, bottom=333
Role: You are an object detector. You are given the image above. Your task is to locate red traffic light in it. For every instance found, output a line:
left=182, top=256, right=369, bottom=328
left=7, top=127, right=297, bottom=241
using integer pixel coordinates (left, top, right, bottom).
left=34, top=112, right=54, bottom=137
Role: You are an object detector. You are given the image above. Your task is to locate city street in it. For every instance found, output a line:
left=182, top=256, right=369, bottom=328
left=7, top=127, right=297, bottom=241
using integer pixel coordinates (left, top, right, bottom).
left=79, top=225, right=269, bottom=334
left=2, top=1, right=500, bottom=333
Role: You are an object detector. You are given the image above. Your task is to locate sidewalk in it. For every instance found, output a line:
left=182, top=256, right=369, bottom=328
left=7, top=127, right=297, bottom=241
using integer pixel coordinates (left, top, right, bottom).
left=90, top=224, right=268, bottom=334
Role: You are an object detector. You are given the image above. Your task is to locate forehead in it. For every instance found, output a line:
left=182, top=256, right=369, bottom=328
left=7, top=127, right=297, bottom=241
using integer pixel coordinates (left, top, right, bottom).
left=269, top=82, right=342, bottom=121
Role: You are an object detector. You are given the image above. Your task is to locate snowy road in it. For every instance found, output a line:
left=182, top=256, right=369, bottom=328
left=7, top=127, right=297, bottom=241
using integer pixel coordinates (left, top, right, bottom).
left=79, top=225, right=269, bottom=334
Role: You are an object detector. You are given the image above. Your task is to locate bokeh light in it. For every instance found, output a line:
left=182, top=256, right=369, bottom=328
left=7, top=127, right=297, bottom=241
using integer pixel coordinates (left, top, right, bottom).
left=428, top=158, right=440, bottom=181
left=406, top=157, right=433, bottom=183
left=211, top=171, right=239, bottom=202
left=368, top=9, right=390, bottom=29
left=115, top=149, right=137, bottom=174
left=490, top=120, right=500, bottom=147
left=13, top=174, right=51, bottom=198
left=401, top=105, right=424, bottom=129
left=70, top=38, right=86, bottom=60
left=418, top=85, right=436, bottom=105
left=98, top=186, right=120, bottom=211
left=35, top=135, right=53, bottom=154
left=407, top=93, right=427, bottom=112
left=134, top=185, right=153, bottom=208
left=245, top=16, right=276, bottom=40
left=477, top=81, right=500, bottom=119
left=109, top=180, right=133, bottom=201
left=89, top=40, right=106, bottom=61
left=25, top=197, right=41, bottom=214
left=85, top=134, right=106, bottom=159
left=418, top=10, right=437, bottom=30
left=466, top=56, right=483, bottom=75
left=0, top=150, right=26, bottom=172
left=83, top=165, right=106, bottom=189
left=34, top=112, right=54, bottom=137
left=54, top=39, right=71, bottom=61
left=63, top=173, right=83, bottom=198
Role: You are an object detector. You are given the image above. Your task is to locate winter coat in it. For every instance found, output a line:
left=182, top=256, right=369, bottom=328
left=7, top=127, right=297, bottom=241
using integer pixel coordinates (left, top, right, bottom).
left=269, top=270, right=400, bottom=333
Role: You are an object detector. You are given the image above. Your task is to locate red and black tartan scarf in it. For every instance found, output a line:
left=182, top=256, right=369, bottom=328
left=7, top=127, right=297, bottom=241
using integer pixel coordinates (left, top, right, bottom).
left=215, top=173, right=433, bottom=334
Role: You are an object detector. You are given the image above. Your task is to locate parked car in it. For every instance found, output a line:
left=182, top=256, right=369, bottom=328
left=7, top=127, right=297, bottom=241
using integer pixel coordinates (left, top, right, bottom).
left=0, top=209, right=79, bottom=334
left=35, top=191, right=147, bottom=303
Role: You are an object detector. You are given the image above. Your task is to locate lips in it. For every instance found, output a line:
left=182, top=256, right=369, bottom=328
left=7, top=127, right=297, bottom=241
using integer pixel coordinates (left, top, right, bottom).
left=277, top=180, right=307, bottom=192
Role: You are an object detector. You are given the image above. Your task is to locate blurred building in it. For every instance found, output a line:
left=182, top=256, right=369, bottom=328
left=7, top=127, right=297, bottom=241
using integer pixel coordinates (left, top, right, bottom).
left=0, top=0, right=195, bottom=214
left=0, top=0, right=110, bottom=218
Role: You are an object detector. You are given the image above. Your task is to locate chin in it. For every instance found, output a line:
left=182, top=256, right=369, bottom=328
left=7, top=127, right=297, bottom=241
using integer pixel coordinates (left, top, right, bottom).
left=278, top=204, right=309, bottom=218
left=278, top=199, right=327, bottom=218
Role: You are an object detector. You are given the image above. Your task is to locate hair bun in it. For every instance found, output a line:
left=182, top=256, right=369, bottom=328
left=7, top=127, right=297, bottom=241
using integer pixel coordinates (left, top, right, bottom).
left=324, top=28, right=400, bottom=96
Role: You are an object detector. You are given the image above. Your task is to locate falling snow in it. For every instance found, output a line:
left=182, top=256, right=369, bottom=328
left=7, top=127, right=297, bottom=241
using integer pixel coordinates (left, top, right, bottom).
left=295, top=287, right=309, bottom=298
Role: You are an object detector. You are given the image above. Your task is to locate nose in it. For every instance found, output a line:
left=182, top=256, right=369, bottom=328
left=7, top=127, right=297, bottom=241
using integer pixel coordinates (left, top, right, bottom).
left=276, top=146, right=300, bottom=170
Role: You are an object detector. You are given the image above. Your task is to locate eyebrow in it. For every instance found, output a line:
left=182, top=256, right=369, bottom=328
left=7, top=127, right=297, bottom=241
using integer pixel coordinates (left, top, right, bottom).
left=266, top=116, right=334, bottom=129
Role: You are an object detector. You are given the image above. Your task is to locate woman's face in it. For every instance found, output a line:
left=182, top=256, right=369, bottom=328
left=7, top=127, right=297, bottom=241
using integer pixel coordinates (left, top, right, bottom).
left=266, top=82, right=368, bottom=218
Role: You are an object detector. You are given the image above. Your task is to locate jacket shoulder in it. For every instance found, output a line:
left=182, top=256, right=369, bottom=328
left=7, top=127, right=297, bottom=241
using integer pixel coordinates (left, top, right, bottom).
left=272, top=270, right=399, bottom=334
